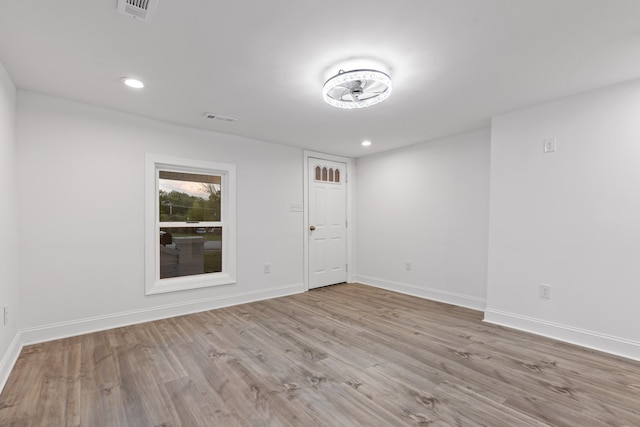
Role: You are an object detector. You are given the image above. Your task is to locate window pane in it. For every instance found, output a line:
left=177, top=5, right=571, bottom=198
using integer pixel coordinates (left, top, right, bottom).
left=159, top=171, right=221, bottom=222
left=160, top=226, right=222, bottom=279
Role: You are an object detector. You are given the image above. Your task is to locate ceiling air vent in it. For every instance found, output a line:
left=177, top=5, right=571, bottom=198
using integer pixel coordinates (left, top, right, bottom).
left=117, top=0, right=158, bottom=23
left=203, top=113, right=237, bottom=122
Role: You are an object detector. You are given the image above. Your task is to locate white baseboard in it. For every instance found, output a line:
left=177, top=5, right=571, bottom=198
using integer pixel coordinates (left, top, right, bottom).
left=0, top=332, right=22, bottom=394
left=353, top=275, right=486, bottom=311
left=484, top=308, right=640, bottom=362
left=21, top=282, right=305, bottom=346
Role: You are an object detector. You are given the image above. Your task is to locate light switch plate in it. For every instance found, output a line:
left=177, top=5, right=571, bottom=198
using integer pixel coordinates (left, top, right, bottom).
left=543, top=138, right=556, bottom=153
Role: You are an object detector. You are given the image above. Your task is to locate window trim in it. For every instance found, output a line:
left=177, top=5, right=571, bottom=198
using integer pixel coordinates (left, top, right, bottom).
left=145, top=154, right=236, bottom=295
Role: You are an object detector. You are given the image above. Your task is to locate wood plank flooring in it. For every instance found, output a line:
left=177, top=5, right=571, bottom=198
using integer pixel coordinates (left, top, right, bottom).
left=1, top=283, right=639, bottom=426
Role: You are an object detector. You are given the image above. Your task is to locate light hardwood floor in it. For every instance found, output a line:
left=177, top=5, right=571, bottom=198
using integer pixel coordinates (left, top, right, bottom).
left=1, top=283, right=639, bottom=426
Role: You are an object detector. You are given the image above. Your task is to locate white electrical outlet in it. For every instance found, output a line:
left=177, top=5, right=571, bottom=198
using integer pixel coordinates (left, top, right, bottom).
left=540, top=284, right=551, bottom=299
left=405, top=261, right=412, bottom=271
left=3, top=305, right=8, bottom=326
left=264, top=263, right=271, bottom=274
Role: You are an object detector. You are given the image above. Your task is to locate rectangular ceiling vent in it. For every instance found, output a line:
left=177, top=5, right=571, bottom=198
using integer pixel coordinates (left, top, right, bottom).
left=203, top=113, right=237, bottom=122
left=117, top=0, right=158, bottom=23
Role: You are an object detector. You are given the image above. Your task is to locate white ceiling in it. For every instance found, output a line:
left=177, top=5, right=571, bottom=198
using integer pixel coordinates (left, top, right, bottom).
left=1, top=1, right=640, bottom=158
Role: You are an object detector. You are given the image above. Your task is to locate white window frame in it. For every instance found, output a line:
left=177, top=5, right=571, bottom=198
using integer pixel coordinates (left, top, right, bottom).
left=145, top=154, right=236, bottom=295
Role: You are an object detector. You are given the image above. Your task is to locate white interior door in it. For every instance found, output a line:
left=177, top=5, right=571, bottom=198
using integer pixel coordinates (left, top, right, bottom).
left=308, top=158, right=347, bottom=289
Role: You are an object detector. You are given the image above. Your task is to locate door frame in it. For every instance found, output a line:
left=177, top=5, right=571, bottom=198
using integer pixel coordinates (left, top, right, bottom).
left=303, top=150, right=354, bottom=291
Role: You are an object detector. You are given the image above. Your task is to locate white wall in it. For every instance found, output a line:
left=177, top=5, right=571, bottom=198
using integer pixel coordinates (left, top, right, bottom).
left=354, top=129, right=490, bottom=310
left=486, top=79, right=640, bottom=360
left=17, top=91, right=305, bottom=342
left=0, top=61, right=20, bottom=388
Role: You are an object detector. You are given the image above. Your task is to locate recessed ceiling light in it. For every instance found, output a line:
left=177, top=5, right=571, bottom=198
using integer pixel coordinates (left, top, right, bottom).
left=361, top=140, right=372, bottom=147
left=121, top=77, right=144, bottom=89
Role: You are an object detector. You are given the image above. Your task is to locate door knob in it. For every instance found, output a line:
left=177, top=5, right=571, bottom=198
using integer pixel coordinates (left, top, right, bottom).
left=309, top=225, right=316, bottom=231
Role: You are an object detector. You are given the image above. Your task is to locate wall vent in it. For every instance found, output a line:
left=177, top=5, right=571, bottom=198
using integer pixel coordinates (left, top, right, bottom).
left=203, top=113, right=237, bottom=122
left=117, top=0, right=158, bottom=23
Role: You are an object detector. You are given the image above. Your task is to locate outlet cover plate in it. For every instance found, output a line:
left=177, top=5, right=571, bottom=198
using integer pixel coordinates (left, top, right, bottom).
left=540, top=284, right=551, bottom=299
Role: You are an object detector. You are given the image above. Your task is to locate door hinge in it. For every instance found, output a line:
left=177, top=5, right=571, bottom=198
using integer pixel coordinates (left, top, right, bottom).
left=345, top=219, right=348, bottom=228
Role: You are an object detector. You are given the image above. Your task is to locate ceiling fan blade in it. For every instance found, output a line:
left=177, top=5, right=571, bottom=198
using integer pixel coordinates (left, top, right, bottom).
left=357, top=93, right=377, bottom=101
left=333, top=84, right=353, bottom=91
left=337, top=88, right=351, bottom=101
left=364, top=80, right=386, bottom=91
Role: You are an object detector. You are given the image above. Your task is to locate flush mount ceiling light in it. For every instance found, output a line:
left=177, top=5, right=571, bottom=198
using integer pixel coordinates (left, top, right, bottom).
left=121, top=77, right=144, bottom=89
left=323, top=69, right=392, bottom=109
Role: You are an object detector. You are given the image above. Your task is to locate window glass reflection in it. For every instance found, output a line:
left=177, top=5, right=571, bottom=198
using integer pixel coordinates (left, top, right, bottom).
left=159, top=171, right=221, bottom=222
left=159, top=227, right=222, bottom=278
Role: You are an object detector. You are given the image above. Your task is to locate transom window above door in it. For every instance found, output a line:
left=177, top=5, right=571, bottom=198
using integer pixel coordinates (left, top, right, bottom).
left=314, top=165, right=341, bottom=183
